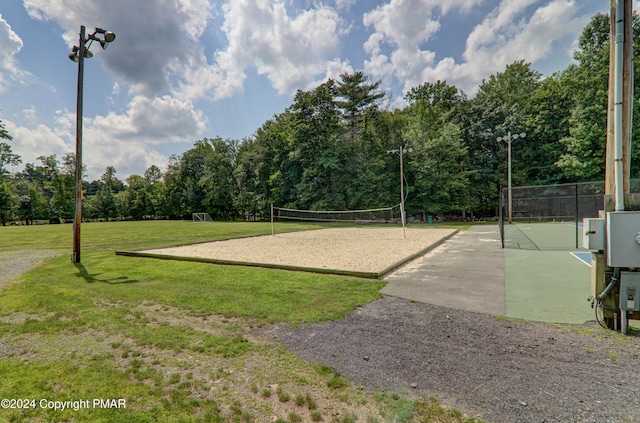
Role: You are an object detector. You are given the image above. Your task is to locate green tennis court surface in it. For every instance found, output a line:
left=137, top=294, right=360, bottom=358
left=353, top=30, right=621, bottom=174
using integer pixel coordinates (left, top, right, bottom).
left=503, top=222, right=592, bottom=323
left=503, top=221, right=581, bottom=251
left=385, top=224, right=595, bottom=324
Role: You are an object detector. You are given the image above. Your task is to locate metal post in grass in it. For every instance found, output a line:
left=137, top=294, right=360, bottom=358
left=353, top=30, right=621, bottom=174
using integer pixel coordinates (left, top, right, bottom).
left=387, top=145, right=412, bottom=239
left=271, top=203, right=274, bottom=236
left=496, top=131, right=526, bottom=224
left=499, top=185, right=505, bottom=248
left=69, top=26, right=116, bottom=263
left=575, top=183, right=579, bottom=249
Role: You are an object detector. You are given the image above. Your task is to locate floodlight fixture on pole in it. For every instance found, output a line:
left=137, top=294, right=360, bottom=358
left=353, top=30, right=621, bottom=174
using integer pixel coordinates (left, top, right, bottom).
left=69, top=25, right=116, bottom=264
left=387, top=145, right=412, bottom=239
left=496, top=131, right=526, bottom=224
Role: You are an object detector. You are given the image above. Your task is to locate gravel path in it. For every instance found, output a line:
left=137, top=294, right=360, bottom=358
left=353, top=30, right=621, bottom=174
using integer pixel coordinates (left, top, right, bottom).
left=274, top=296, right=640, bottom=423
left=0, top=250, right=61, bottom=291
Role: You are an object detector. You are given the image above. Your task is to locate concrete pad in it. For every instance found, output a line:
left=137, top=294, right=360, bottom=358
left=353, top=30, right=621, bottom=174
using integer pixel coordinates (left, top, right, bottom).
left=383, top=226, right=505, bottom=316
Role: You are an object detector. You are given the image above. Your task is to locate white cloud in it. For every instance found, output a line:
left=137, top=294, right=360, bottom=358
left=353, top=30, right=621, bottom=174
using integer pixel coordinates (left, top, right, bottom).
left=333, top=0, right=356, bottom=10
left=363, top=1, right=442, bottom=51
left=4, top=118, right=70, bottom=173
left=321, top=58, right=354, bottom=84
left=363, top=0, right=484, bottom=93
left=455, top=0, right=590, bottom=92
left=79, top=129, right=169, bottom=181
left=17, top=0, right=212, bottom=179
left=7, top=95, right=207, bottom=180
left=178, top=0, right=349, bottom=100
left=81, top=96, right=207, bottom=177
left=24, top=0, right=350, bottom=101
left=363, top=0, right=592, bottom=96
left=0, top=13, right=30, bottom=91
left=24, top=0, right=212, bottom=96
left=91, top=95, right=207, bottom=144
left=23, top=106, right=37, bottom=124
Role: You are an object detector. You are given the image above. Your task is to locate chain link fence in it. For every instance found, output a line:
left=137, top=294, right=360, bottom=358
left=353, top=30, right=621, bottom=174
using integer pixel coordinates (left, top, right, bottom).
left=499, top=180, right=640, bottom=250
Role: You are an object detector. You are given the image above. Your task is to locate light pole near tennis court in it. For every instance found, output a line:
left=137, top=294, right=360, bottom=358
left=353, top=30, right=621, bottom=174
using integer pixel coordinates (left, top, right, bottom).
left=387, top=145, right=412, bottom=238
left=497, top=131, right=526, bottom=224
left=69, top=26, right=116, bottom=263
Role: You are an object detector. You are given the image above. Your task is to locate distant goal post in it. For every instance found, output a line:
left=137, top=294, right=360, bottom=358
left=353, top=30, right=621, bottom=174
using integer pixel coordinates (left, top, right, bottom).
left=192, top=212, right=213, bottom=223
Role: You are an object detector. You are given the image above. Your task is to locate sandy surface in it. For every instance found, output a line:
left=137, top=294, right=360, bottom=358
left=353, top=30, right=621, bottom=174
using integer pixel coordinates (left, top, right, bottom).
left=143, top=227, right=456, bottom=273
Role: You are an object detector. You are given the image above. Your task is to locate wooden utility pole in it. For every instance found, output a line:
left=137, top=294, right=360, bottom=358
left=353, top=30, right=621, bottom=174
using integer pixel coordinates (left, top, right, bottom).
left=605, top=0, right=633, bottom=205
left=597, top=0, right=635, bottom=330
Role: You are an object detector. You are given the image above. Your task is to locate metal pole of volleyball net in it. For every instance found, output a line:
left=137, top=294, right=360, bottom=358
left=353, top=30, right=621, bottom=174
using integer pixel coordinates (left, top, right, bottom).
left=387, top=146, right=412, bottom=239
left=271, top=203, right=274, bottom=236
left=400, top=147, right=406, bottom=239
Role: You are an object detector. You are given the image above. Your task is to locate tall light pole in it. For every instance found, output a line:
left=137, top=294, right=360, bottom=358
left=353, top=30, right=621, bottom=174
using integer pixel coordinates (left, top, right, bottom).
left=69, top=26, right=116, bottom=263
left=387, top=145, right=412, bottom=238
left=497, top=131, right=526, bottom=224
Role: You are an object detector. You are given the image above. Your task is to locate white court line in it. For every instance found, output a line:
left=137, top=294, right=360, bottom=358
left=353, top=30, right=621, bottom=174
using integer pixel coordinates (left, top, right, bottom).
left=570, top=252, right=591, bottom=267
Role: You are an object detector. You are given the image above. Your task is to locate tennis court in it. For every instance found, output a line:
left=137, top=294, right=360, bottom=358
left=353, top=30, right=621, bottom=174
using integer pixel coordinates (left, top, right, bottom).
left=503, top=221, right=582, bottom=251
left=386, top=223, right=594, bottom=324
left=504, top=222, right=593, bottom=322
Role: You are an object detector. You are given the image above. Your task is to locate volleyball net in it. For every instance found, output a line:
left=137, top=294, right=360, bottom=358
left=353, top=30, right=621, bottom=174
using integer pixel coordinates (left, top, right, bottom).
left=272, top=205, right=399, bottom=225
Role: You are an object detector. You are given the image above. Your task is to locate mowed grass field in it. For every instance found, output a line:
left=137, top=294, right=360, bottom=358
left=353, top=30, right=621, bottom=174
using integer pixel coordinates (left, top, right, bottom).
left=0, top=220, right=481, bottom=423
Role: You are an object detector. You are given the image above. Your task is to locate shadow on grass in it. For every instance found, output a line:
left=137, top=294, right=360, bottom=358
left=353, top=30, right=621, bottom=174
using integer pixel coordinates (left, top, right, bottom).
left=74, top=263, right=138, bottom=285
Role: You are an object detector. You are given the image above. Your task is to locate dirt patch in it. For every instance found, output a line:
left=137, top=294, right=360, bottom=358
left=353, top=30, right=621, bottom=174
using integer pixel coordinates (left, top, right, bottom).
left=5, top=300, right=390, bottom=421
left=140, top=227, right=456, bottom=275
left=273, top=296, right=640, bottom=423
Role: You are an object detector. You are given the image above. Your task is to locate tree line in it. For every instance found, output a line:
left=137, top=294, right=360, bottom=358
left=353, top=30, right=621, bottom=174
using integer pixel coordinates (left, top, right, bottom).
left=1, top=13, right=640, bottom=225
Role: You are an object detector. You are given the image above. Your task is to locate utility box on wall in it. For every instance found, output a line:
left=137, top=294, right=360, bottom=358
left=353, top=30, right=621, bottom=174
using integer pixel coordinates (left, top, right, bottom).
left=620, top=272, right=640, bottom=311
left=606, top=211, right=640, bottom=267
left=583, top=218, right=605, bottom=250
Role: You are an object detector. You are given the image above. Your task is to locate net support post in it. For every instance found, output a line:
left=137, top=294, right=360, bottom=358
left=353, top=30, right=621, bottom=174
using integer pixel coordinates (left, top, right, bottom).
left=271, top=203, right=274, bottom=236
left=400, top=203, right=406, bottom=239
left=499, top=185, right=505, bottom=248
left=575, top=183, right=579, bottom=249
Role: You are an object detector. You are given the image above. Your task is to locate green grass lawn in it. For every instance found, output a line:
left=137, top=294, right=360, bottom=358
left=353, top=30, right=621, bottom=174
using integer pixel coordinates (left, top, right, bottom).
left=0, top=220, right=482, bottom=422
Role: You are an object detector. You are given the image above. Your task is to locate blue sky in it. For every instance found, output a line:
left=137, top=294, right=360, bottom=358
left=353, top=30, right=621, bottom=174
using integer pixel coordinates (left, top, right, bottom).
left=0, top=0, right=616, bottom=181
